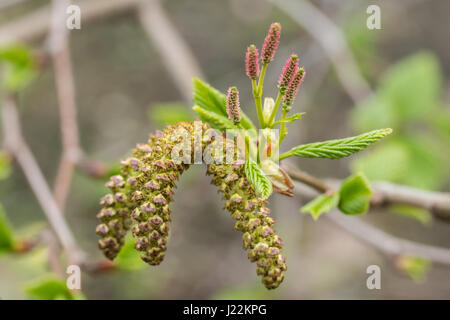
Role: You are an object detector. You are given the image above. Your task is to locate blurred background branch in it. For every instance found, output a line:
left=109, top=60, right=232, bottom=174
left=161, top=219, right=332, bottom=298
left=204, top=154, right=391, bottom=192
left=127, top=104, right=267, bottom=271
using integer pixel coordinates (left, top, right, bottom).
left=0, top=0, right=139, bottom=46
left=284, top=164, right=450, bottom=221
left=48, top=0, right=81, bottom=211
left=327, top=210, right=450, bottom=265
left=1, top=94, right=86, bottom=265
left=290, top=173, right=450, bottom=265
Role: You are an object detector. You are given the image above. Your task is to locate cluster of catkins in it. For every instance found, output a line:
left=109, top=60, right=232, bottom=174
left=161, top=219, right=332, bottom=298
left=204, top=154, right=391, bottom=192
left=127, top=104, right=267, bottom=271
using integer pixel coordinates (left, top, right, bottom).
left=97, top=122, right=287, bottom=289
left=96, top=22, right=307, bottom=290
left=246, top=23, right=305, bottom=112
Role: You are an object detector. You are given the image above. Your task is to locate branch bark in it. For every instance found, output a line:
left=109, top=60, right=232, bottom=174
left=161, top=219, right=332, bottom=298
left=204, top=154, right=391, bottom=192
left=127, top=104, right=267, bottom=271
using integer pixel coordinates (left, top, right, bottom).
left=288, top=173, right=450, bottom=265
left=326, top=209, right=450, bottom=265
left=1, top=95, right=86, bottom=265
left=48, top=0, right=81, bottom=211
left=283, top=164, right=450, bottom=221
left=1, top=0, right=204, bottom=104
left=371, top=182, right=450, bottom=221
left=0, top=0, right=140, bottom=46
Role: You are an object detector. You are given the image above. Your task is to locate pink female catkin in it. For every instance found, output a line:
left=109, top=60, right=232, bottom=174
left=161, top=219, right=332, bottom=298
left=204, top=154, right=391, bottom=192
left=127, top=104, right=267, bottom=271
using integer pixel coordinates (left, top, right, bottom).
left=226, top=87, right=241, bottom=123
left=278, top=54, right=298, bottom=94
left=261, top=23, right=281, bottom=64
left=283, top=67, right=305, bottom=107
left=246, top=45, right=260, bottom=80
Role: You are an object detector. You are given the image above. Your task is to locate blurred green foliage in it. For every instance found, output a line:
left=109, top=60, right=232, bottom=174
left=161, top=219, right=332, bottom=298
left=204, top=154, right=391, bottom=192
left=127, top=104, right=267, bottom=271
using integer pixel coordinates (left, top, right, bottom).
left=345, top=14, right=380, bottom=80
left=0, top=44, right=37, bottom=92
left=351, top=52, right=450, bottom=190
left=0, top=156, right=12, bottom=253
left=115, top=236, right=147, bottom=271
left=24, top=275, right=85, bottom=300
left=0, top=151, right=11, bottom=180
left=0, top=203, right=14, bottom=254
left=391, top=205, right=432, bottom=226
left=149, top=102, right=194, bottom=126
left=396, top=256, right=431, bottom=282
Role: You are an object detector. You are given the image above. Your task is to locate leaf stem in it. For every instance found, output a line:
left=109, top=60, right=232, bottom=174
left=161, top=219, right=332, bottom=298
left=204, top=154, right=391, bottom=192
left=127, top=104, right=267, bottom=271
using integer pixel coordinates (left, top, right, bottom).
left=252, top=79, right=264, bottom=128
left=278, top=108, right=288, bottom=145
left=278, top=150, right=291, bottom=161
left=267, top=90, right=283, bottom=127
left=253, top=63, right=268, bottom=128
left=244, top=134, right=251, bottom=160
left=257, top=63, right=268, bottom=95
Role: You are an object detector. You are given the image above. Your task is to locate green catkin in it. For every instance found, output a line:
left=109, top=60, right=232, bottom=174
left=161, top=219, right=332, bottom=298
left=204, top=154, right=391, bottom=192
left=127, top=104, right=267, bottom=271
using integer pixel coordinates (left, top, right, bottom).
left=96, top=121, right=286, bottom=289
left=96, top=175, right=133, bottom=260
left=206, top=163, right=286, bottom=289
left=120, top=123, right=195, bottom=265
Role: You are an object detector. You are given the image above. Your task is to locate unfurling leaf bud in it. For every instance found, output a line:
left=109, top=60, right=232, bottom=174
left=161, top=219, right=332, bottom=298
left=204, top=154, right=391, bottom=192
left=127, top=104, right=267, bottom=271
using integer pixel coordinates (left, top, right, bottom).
left=262, top=97, right=275, bottom=125
left=278, top=54, right=298, bottom=94
left=261, top=22, right=281, bottom=64
left=283, top=67, right=305, bottom=107
left=246, top=45, right=260, bottom=80
left=226, top=87, right=241, bottom=124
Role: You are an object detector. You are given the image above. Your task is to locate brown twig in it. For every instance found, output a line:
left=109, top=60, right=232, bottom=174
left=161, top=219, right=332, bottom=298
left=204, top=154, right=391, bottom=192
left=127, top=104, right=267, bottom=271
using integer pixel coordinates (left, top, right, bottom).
left=40, top=229, right=65, bottom=276
left=287, top=170, right=450, bottom=265
left=283, top=163, right=330, bottom=194
left=326, top=209, right=450, bottom=265
left=1, top=94, right=86, bottom=265
left=45, top=0, right=114, bottom=274
left=283, top=164, right=450, bottom=221
left=0, top=0, right=29, bottom=10
left=370, top=182, right=450, bottom=221
left=48, top=0, right=81, bottom=211
left=0, top=0, right=140, bottom=46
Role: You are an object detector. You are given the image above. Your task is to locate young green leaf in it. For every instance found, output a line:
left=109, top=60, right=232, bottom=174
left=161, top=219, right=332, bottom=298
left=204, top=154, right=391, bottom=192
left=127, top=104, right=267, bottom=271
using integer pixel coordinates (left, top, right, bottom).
left=24, top=275, right=85, bottom=300
left=338, top=173, right=372, bottom=215
left=279, top=128, right=392, bottom=160
left=244, top=159, right=273, bottom=199
left=0, top=203, right=15, bottom=254
left=192, top=78, right=256, bottom=130
left=272, top=113, right=305, bottom=126
left=300, top=192, right=340, bottom=220
left=193, top=77, right=228, bottom=116
left=192, top=105, right=237, bottom=131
